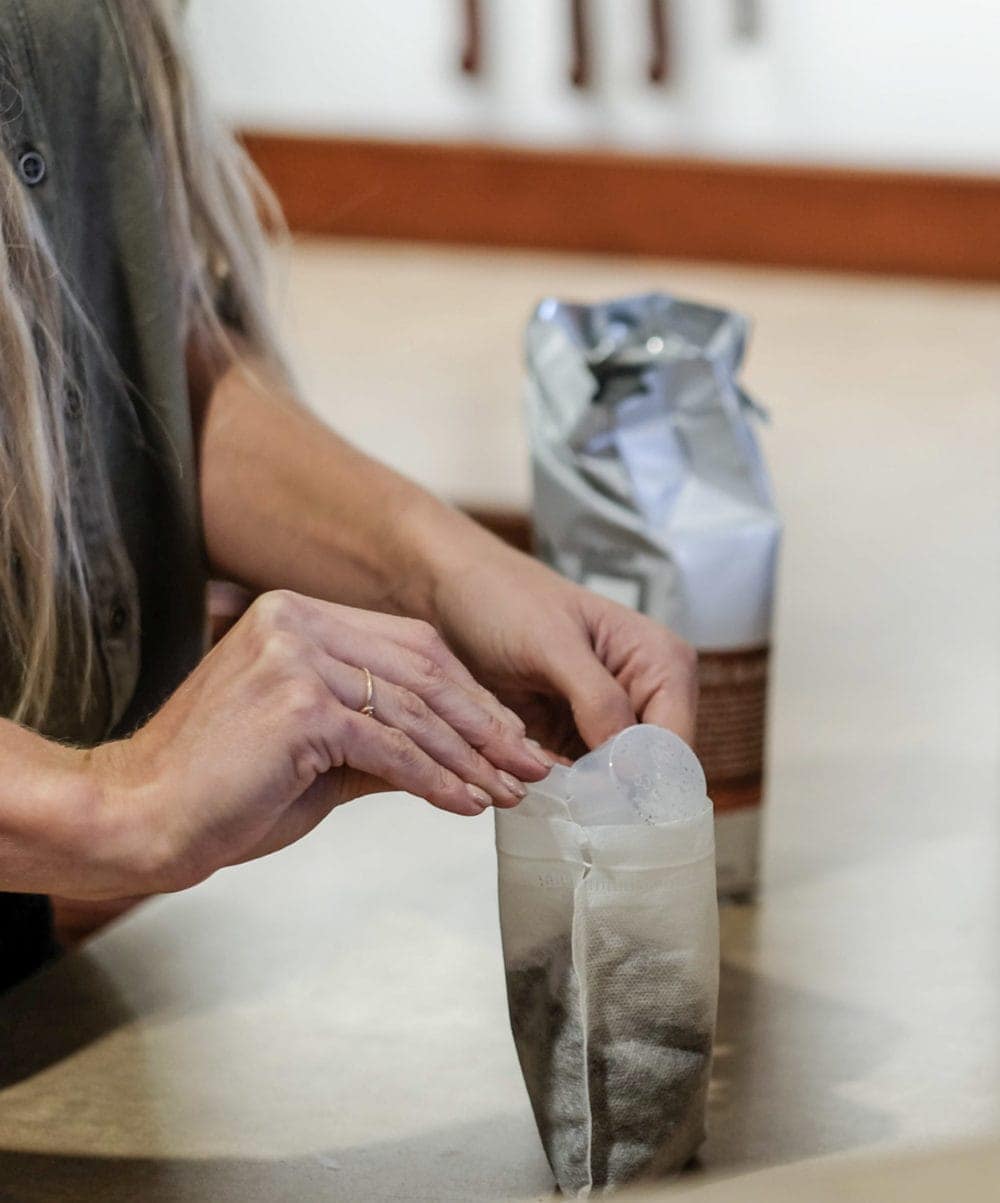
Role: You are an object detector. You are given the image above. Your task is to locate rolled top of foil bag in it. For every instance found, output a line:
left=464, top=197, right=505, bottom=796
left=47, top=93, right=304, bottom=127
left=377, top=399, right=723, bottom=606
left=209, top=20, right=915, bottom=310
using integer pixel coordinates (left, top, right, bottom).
left=526, top=291, right=773, bottom=525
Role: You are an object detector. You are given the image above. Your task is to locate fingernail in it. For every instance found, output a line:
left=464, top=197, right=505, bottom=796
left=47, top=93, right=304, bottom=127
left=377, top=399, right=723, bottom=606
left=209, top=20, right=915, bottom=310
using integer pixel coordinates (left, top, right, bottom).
left=499, top=771, right=527, bottom=799
left=467, top=784, right=492, bottom=810
left=524, top=738, right=554, bottom=770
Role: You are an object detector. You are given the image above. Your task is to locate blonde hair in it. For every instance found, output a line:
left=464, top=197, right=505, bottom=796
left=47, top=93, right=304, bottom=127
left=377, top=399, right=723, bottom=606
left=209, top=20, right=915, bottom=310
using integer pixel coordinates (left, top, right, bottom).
left=0, top=0, right=283, bottom=729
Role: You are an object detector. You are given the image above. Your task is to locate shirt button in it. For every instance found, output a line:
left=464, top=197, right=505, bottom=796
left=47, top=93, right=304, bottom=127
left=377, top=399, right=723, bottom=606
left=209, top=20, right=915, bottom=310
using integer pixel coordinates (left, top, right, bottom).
left=109, top=600, right=128, bottom=635
left=17, top=148, right=46, bottom=187
left=65, top=387, right=84, bottom=420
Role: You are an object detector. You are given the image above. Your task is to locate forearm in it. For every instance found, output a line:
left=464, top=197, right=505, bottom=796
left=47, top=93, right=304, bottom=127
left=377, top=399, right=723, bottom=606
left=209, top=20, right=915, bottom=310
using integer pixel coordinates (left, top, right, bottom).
left=0, top=720, right=131, bottom=897
left=197, top=358, right=519, bottom=620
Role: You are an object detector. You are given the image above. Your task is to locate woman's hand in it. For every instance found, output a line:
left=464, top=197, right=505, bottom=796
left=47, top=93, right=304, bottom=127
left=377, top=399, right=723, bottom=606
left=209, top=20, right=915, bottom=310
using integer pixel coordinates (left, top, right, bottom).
left=430, top=541, right=698, bottom=763
left=195, top=364, right=695, bottom=766
left=80, top=590, right=551, bottom=898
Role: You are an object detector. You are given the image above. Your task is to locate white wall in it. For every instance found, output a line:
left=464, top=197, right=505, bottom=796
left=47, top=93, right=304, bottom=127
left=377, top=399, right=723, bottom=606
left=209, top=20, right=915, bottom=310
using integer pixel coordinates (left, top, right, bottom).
left=187, top=0, right=481, bottom=138
left=769, top=0, right=1000, bottom=170
left=187, top=0, right=1000, bottom=172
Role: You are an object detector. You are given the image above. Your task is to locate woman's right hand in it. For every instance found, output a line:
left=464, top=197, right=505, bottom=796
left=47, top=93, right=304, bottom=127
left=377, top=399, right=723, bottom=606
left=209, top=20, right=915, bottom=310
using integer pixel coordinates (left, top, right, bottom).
left=80, top=590, right=553, bottom=898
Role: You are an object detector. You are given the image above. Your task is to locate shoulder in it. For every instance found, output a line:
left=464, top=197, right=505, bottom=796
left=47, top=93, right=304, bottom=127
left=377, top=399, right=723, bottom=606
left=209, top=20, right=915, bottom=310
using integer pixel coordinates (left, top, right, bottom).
left=1, top=0, right=114, bottom=41
left=0, top=1, right=133, bottom=96
left=0, top=0, right=109, bottom=54
left=0, top=0, right=146, bottom=156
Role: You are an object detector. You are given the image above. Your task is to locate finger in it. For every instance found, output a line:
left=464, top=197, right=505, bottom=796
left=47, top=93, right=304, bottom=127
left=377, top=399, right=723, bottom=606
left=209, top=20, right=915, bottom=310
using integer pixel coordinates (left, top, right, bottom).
left=312, top=660, right=527, bottom=807
left=581, top=595, right=698, bottom=747
left=300, top=600, right=527, bottom=735
left=544, top=649, right=636, bottom=750
left=298, top=615, right=551, bottom=782
left=379, top=651, right=551, bottom=782
left=388, top=618, right=529, bottom=736
left=638, top=680, right=698, bottom=747
left=231, top=778, right=345, bottom=865
left=337, top=710, right=492, bottom=817
left=372, top=680, right=528, bottom=808
left=232, top=769, right=385, bottom=865
left=614, top=628, right=699, bottom=745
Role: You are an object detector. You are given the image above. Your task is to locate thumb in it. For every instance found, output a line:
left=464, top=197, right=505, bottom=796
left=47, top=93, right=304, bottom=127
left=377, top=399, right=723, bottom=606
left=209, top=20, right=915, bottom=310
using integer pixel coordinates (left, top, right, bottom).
left=233, top=769, right=383, bottom=865
left=547, top=648, right=636, bottom=750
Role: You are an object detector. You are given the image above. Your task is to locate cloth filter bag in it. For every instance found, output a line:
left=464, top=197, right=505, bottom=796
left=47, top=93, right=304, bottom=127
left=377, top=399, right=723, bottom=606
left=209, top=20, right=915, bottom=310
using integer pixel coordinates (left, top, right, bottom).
left=495, top=725, right=719, bottom=1195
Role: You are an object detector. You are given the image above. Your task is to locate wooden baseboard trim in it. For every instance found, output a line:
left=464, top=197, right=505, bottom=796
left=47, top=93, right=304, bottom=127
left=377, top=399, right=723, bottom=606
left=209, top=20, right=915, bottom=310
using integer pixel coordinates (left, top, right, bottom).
left=241, top=131, right=1000, bottom=281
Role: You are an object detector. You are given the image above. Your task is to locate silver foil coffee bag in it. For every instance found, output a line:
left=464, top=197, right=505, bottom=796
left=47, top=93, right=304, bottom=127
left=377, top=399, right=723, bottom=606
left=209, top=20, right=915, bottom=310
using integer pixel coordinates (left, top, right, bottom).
left=525, top=292, right=780, bottom=897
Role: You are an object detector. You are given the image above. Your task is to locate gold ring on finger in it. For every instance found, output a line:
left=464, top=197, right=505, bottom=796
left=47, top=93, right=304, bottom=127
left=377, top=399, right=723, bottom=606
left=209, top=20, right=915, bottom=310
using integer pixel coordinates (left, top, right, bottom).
left=359, top=666, right=377, bottom=718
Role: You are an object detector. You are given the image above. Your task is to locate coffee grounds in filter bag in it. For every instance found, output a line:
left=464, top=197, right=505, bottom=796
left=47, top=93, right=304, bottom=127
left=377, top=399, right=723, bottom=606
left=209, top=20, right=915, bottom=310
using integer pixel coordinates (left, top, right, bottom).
left=506, top=932, right=713, bottom=1194
left=506, top=938, right=589, bottom=1188
left=498, top=727, right=718, bottom=1194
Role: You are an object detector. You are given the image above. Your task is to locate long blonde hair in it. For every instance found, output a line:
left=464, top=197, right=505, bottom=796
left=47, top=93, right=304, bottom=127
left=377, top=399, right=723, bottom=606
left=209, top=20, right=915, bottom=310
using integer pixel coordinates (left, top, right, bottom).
left=0, top=0, right=283, bottom=729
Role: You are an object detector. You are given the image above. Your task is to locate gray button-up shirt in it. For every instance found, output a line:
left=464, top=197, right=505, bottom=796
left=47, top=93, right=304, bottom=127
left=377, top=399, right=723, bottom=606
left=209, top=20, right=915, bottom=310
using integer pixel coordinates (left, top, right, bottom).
left=1, top=0, right=210, bottom=988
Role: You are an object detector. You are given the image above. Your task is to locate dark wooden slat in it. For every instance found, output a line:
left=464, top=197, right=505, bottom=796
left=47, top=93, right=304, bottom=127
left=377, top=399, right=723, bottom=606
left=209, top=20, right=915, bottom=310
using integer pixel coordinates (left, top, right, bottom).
left=568, top=0, right=592, bottom=89
left=459, top=0, right=482, bottom=75
left=242, top=131, right=1000, bottom=281
left=648, top=0, right=671, bottom=84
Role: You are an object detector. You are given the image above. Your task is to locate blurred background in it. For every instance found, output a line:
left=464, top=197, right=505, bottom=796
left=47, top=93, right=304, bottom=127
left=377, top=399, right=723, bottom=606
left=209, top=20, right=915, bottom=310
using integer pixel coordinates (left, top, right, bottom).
left=191, top=0, right=1000, bottom=169
left=182, top=0, right=1000, bottom=517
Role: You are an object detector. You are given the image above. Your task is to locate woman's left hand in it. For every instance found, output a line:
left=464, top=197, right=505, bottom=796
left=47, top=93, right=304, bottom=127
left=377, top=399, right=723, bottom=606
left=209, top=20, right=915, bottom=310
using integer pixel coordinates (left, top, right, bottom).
left=430, top=543, right=698, bottom=762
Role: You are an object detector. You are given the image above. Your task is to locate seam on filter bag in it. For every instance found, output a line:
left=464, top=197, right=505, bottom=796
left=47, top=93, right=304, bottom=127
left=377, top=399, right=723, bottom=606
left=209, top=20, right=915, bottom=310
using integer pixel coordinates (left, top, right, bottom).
left=572, top=829, right=594, bottom=1196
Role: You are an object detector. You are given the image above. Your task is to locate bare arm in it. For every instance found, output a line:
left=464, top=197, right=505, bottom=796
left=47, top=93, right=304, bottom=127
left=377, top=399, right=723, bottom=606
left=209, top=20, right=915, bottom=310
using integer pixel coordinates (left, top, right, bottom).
left=195, top=356, right=455, bottom=619
left=2, top=336, right=694, bottom=906
left=3, top=341, right=696, bottom=903
left=4, top=359, right=556, bottom=901
left=195, top=355, right=698, bottom=756
left=0, top=719, right=132, bottom=897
